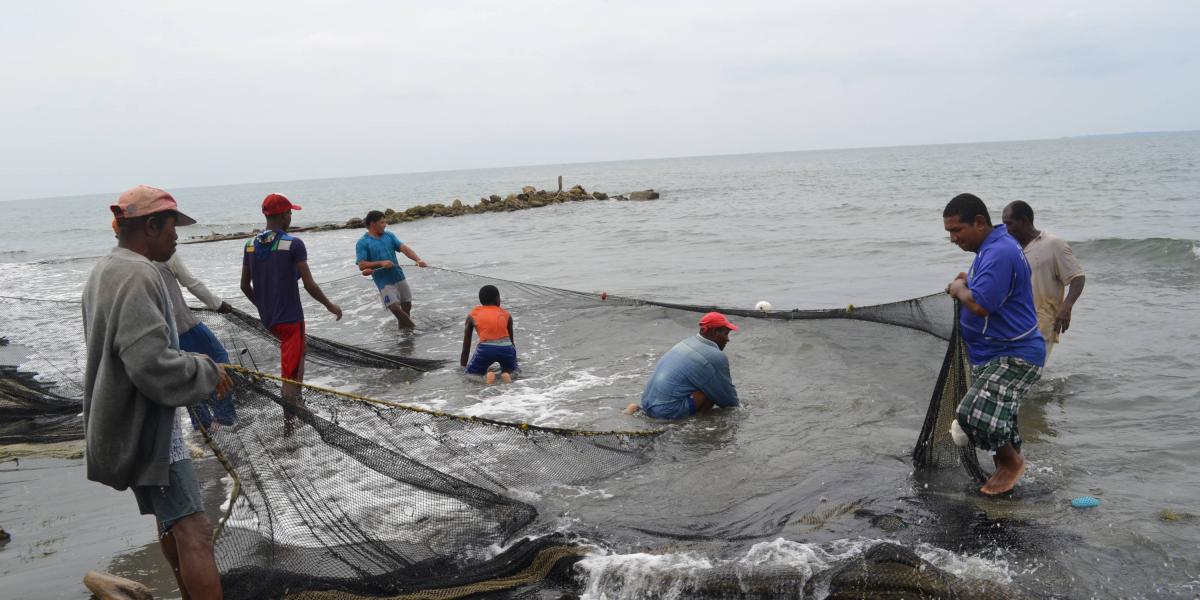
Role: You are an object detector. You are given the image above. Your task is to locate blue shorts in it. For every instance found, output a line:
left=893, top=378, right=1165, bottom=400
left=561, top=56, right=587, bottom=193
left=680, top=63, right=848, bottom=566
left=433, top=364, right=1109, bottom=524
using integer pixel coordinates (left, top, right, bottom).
left=465, top=343, right=518, bottom=375
left=179, top=322, right=237, bottom=428
left=132, top=459, right=204, bottom=534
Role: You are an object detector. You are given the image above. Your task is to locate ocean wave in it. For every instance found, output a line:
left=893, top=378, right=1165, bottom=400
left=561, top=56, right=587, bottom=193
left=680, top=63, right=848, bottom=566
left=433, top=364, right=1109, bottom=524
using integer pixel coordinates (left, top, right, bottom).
left=1074, top=237, right=1199, bottom=268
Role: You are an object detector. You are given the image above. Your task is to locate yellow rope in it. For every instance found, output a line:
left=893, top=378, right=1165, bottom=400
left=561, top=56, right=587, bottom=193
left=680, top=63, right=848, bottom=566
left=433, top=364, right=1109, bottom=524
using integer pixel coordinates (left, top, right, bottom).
left=286, top=545, right=585, bottom=600
left=225, top=365, right=665, bottom=437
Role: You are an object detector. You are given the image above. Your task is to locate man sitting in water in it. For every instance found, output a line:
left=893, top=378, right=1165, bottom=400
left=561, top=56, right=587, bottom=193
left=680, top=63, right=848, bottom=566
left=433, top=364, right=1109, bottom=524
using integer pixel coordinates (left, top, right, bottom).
left=355, top=209, right=428, bottom=330
left=626, top=312, right=740, bottom=419
left=943, top=193, right=1045, bottom=496
left=1001, top=200, right=1085, bottom=364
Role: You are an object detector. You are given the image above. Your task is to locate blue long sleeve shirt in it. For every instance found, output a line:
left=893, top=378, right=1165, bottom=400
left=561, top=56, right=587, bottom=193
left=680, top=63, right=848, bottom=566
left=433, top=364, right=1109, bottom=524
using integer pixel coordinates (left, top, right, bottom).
left=640, top=334, right=739, bottom=419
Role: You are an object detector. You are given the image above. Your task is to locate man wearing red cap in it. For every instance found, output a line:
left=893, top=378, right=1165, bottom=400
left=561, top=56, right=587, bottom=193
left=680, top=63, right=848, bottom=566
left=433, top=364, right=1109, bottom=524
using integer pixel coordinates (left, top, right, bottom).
left=626, top=312, right=741, bottom=419
left=84, top=185, right=232, bottom=599
left=240, top=193, right=342, bottom=429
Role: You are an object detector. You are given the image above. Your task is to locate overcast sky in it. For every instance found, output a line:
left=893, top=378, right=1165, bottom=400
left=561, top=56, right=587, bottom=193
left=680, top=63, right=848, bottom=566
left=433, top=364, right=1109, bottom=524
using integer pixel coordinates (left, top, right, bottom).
left=1, top=1, right=1196, bottom=201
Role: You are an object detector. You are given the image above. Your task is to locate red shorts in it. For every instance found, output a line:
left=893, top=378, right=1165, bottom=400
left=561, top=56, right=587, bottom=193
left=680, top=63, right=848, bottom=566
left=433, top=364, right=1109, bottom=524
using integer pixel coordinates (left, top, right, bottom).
left=270, top=321, right=306, bottom=380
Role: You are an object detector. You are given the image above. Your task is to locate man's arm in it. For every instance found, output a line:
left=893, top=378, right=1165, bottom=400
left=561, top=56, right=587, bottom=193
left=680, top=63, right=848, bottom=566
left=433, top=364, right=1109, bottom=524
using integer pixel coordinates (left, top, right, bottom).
left=947, top=275, right=988, bottom=317
left=168, top=254, right=224, bottom=311
left=701, top=355, right=739, bottom=407
left=116, top=273, right=224, bottom=406
left=240, top=263, right=255, bottom=306
left=507, top=315, right=514, bottom=347
left=357, top=258, right=395, bottom=270
left=297, top=261, right=343, bottom=320
left=1054, top=275, right=1085, bottom=334
left=460, top=317, right=475, bottom=366
left=399, top=244, right=428, bottom=268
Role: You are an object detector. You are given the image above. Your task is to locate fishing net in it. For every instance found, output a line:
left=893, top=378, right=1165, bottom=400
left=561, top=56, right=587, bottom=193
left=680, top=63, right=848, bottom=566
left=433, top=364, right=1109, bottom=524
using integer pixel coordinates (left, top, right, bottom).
left=196, top=306, right=446, bottom=372
left=205, top=367, right=653, bottom=599
left=0, top=364, right=83, bottom=444
left=0, top=267, right=988, bottom=596
left=910, top=304, right=987, bottom=482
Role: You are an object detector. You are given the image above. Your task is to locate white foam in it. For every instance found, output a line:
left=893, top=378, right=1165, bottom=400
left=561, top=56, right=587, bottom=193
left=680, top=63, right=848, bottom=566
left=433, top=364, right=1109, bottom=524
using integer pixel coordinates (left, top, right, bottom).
left=576, top=537, right=1017, bottom=599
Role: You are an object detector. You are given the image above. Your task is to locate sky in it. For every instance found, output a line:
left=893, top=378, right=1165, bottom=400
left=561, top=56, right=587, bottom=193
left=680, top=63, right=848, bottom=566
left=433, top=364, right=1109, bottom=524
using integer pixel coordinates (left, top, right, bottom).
left=1, top=1, right=1197, bottom=202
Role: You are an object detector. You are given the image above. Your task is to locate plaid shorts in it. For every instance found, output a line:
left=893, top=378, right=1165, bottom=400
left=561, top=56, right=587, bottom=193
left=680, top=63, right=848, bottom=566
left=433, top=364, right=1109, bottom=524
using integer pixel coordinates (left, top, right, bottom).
left=956, top=356, right=1042, bottom=452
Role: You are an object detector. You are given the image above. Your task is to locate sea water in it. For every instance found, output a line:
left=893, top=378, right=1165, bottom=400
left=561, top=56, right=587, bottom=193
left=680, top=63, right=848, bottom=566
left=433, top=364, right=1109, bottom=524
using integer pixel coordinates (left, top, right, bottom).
left=1, top=132, right=1198, bottom=598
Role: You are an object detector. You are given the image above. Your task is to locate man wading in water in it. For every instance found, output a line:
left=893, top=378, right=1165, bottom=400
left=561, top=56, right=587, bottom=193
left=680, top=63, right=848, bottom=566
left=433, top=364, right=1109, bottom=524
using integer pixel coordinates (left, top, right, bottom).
left=943, top=193, right=1045, bottom=495
left=1001, top=200, right=1086, bottom=365
left=84, top=186, right=233, bottom=599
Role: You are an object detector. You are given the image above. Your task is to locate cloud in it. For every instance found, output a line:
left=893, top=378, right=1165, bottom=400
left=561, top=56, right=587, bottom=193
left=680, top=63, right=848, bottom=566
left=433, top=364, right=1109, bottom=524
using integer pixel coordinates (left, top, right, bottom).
left=0, top=0, right=1197, bottom=201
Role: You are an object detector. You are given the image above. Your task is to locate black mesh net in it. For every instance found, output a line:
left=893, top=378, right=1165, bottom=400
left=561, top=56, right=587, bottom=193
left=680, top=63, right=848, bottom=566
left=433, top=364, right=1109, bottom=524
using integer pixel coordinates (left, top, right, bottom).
left=206, top=368, right=652, bottom=598
left=0, top=268, right=986, bottom=596
left=910, top=304, right=987, bottom=482
left=197, top=306, right=446, bottom=372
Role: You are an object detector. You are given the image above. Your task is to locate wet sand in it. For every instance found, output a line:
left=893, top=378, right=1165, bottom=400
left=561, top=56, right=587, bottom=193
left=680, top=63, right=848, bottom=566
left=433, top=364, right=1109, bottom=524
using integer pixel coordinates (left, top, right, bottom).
left=0, top=451, right=228, bottom=599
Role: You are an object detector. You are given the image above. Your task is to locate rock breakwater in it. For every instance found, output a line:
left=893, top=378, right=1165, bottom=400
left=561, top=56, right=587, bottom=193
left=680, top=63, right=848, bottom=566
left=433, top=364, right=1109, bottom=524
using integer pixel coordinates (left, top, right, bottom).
left=182, top=186, right=659, bottom=244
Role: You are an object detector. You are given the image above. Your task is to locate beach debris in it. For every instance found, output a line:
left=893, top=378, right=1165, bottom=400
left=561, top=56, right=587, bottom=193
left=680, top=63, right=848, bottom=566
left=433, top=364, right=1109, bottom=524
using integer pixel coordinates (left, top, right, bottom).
left=0, top=526, right=10, bottom=543
left=182, top=184, right=650, bottom=244
left=755, top=300, right=772, bottom=312
left=83, top=570, right=154, bottom=600
left=1071, top=496, right=1101, bottom=508
left=628, top=189, right=660, bottom=200
left=1158, top=508, right=1196, bottom=522
left=0, top=336, right=8, bottom=346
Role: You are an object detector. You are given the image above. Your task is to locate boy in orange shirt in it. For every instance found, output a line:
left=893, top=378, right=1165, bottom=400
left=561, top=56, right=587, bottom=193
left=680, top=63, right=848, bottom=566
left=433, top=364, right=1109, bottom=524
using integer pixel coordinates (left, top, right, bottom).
left=460, top=285, right=517, bottom=384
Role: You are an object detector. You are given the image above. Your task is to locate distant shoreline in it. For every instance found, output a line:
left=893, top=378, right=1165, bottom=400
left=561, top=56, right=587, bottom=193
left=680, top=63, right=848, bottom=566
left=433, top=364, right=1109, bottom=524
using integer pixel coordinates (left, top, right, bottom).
left=181, top=186, right=659, bottom=244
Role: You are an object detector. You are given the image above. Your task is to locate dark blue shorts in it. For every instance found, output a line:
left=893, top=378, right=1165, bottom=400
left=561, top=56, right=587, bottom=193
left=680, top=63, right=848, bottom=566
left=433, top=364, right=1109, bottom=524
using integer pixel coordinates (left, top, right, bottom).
left=465, top=343, right=518, bottom=375
left=179, top=322, right=237, bottom=428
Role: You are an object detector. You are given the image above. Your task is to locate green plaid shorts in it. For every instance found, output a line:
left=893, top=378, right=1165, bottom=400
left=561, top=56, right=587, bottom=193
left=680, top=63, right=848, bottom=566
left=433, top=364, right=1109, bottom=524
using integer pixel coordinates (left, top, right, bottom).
left=956, top=356, right=1043, bottom=452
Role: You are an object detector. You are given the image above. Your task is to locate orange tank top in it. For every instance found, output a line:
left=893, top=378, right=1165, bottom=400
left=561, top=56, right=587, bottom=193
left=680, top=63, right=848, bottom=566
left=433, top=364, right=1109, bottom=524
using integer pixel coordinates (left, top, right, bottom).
left=469, top=305, right=511, bottom=342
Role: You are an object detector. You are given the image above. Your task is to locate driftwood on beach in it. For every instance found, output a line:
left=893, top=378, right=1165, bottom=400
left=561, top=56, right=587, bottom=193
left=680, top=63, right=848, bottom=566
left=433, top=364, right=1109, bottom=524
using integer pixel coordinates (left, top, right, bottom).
left=182, top=185, right=660, bottom=244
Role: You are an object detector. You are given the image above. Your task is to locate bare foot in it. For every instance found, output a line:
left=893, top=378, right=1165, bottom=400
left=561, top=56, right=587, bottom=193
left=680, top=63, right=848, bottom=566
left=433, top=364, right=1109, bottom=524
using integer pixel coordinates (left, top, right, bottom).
left=486, top=372, right=496, bottom=385
left=500, top=372, right=512, bottom=384
left=622, top=403, right=641, bottom=415
left=981, top=451, right=1026, bottom=496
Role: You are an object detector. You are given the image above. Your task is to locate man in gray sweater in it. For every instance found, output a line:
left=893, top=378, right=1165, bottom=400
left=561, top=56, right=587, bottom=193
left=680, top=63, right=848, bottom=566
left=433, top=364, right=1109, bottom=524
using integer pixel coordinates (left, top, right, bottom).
left=84, top=185, right=231, bottom=600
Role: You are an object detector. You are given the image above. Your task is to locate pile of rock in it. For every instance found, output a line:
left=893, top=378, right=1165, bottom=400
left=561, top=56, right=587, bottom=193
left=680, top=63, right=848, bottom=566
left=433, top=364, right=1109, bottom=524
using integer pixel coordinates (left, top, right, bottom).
left=184, top=185, right=659, bottom=244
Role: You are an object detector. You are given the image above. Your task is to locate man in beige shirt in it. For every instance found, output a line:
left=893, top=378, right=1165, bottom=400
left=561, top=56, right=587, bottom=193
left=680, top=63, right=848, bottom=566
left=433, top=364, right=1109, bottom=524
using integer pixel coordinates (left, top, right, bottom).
left=1002, top=201, right=1086, bottom=361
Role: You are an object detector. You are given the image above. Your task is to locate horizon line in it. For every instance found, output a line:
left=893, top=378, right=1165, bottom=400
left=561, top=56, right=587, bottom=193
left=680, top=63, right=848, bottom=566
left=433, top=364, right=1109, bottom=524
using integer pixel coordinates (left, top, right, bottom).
left=3, top=128, right=1197, bottom=205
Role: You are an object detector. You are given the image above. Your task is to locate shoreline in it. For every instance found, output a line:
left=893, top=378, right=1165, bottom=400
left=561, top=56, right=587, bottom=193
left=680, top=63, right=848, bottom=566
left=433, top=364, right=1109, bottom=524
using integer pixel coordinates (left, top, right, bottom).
left=181, top=185, right=660, bottom=244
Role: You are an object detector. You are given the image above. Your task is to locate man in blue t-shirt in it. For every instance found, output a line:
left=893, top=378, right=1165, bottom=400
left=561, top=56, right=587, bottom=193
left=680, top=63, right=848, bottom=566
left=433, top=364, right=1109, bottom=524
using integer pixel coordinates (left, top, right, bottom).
left=943, top=193, right=1045, bottom=496
left=241, top=193, right=342, bottom=433
left=355, top=210, right=428, bottom=330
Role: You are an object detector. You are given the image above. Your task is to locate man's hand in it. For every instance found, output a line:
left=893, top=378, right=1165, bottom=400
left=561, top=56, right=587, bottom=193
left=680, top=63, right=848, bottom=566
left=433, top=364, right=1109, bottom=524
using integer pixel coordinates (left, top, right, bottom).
left=460, top=356, right=468, bottom=367
left=360, top=267, right=374, bottom=277
left=217, top=302, right=233, bottom=314
left=415, top=260, right=428, bottom=268
left=329, top=303, right=343, bottom=321
left=945, top=272, right=967, bottom=295
left=215, top=366, right=233, bottom=398
left=1053, top=303, right=1073, bottom=335
left=947, top=278, right=968, bottom=297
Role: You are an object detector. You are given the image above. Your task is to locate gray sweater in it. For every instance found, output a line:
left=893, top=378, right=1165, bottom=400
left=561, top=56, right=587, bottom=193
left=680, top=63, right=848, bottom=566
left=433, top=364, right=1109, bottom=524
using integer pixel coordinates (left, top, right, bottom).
left=82, top=247, right=221, bottom=489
